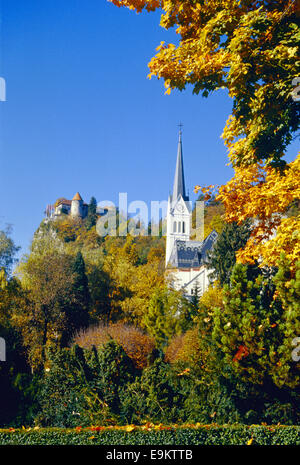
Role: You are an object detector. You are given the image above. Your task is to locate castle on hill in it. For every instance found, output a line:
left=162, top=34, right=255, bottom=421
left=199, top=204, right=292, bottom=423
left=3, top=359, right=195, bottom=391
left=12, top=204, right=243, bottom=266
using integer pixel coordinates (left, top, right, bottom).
left=165, top=129, right=218, bottom=297
left=47, top=192, right=89, bottom=219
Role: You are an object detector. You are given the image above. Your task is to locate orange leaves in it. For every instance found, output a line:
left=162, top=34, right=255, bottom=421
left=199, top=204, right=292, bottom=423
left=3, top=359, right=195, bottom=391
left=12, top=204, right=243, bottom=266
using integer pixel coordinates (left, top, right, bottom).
left=74, top=322, right=155, bottom=369
left=233, top=345, right=249, bottom=362
left=194, top=184, right=217, bottom=201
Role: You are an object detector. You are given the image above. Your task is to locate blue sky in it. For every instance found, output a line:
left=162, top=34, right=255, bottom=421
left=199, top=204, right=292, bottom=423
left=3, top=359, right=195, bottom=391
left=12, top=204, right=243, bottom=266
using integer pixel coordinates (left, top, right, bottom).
left=0, top=0, right=298, bottom=256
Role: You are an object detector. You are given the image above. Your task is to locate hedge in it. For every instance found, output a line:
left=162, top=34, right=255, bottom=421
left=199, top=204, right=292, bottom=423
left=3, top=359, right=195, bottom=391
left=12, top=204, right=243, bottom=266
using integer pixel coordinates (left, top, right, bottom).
left=0, top=424, right=300, bottom=445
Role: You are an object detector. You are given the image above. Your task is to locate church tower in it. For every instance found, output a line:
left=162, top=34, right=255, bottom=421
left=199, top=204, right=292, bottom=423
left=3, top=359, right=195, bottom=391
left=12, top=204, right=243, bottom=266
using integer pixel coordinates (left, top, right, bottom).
left=165, top=129, right=191, bottom=266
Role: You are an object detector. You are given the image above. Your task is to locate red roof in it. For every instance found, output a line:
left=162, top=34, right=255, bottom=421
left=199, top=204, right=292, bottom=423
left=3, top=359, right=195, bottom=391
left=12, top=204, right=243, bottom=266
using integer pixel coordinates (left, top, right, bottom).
left=72, top=192, right=83, bottom=201
left=56, top=198, right=71, bottom=206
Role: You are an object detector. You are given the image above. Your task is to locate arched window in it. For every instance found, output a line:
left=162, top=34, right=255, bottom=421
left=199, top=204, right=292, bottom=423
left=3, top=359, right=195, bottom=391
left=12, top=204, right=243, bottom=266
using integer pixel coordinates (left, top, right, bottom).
left=178, top=222, right=181, bottom=233
left=182, top=221, right=185, bottom=233
left=173, top=221, right=177, bottom=233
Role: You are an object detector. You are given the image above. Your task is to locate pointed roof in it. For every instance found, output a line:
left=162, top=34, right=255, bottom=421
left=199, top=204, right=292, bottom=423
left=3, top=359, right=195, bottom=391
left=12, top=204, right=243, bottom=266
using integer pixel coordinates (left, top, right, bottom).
left=72, top=192, right=83, bottom=201
left=172, top=129, right=188, bottom=203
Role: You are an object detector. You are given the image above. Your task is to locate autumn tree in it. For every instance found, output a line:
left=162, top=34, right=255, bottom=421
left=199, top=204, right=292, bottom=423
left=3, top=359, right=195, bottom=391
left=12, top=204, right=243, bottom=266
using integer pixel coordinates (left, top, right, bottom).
left=102, top=235, right=165, bottom=324
left=14, top=249, right=78, bottom=369
left=110, top=0, right=300, bottom=274
left=215, top=157, right=300, bottom=272
left=0, top=226, right=20, bottom=275
left=110, top=0, right=299, bottom=166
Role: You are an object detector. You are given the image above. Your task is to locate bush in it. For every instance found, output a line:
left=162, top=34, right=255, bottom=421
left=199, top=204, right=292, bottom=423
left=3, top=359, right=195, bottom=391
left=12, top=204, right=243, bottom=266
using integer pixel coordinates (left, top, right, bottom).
left=0, top=425, right=300, bottom=445
left=37, top=341, right=136, bottom=427
left=120, top=357, right=186, bottom=425
left=74, top=322, right=155, bottom=369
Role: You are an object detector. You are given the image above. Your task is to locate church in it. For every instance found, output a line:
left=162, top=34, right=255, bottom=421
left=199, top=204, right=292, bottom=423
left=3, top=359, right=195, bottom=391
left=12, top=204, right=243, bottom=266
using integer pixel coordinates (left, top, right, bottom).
left=165, top=129, right=218, bottom=297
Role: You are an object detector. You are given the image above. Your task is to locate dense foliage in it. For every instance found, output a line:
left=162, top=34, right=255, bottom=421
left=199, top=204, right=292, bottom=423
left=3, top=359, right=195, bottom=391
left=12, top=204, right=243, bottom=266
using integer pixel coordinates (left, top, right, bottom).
left=0, top=184, right=299, bottom=430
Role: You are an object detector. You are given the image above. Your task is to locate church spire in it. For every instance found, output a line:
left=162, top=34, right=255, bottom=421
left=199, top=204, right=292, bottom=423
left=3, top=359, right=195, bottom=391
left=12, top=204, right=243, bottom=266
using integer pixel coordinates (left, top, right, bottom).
left=172, top=126, right=188, bottom=203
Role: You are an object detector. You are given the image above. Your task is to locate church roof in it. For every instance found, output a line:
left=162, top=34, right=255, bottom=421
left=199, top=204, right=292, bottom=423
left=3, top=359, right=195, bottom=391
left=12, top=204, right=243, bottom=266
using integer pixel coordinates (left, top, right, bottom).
left=168, top=230, right=218, bottom=269
left=72, top=192, right=83, bottom=201
left=172, top=130, right=188, bottom=203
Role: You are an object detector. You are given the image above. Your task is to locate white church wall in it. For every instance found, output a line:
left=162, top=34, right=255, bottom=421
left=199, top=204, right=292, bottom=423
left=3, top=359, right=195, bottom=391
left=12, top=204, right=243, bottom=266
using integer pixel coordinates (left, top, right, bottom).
left=167, top=266, right=214, bottom=297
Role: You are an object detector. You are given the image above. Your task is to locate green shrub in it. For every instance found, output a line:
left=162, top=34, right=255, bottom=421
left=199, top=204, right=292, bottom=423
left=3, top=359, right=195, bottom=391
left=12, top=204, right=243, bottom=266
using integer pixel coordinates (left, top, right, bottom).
left=37, top=341, right=136, bottom=427
left=0, top=425, right=300, bottom=445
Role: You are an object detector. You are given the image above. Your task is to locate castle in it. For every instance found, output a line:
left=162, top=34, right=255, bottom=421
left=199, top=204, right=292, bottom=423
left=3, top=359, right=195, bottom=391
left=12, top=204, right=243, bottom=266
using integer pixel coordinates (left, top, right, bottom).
left=51, top=192, right=89, bottom=219
left=165, top=129, right=218, bottom=297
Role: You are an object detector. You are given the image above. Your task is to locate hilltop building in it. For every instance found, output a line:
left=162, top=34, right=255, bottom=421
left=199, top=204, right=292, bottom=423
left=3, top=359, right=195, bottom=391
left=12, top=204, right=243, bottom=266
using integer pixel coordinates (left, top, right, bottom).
left=165, top=130, right=218, bottom=297
left=52, top=192, right=88, bottom=219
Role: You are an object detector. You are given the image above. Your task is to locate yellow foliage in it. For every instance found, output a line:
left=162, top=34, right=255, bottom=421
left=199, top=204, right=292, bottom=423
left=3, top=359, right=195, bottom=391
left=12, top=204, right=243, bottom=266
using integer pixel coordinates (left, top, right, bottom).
left=102, top=236, right=165, bottom=323
left=198, top=281, right=224, bottom=313
left=217, top=154, right=300, bottom=271
left=165, top=326, right=205, bottom=368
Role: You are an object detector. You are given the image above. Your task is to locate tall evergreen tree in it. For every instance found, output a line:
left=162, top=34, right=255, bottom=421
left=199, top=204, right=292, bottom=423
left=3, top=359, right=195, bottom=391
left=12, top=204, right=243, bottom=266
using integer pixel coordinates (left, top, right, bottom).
left=206, top=221, right=251, bottom=286
left=63, top=252, right=90, bottom=344
left=142, top=287, right=190, bottom=348
left=85, top=197, right=97, bottom=230
left=212, top=263, right=300, bottom=390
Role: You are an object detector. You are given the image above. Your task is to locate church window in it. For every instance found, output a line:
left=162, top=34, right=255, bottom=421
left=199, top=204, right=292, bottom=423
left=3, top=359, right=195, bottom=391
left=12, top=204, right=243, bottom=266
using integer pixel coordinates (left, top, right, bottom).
left=178, top=222, right=181, bottom=233
left=182, top=221, right=185, bottom=233
left=173, top=221, right=177, bottom=233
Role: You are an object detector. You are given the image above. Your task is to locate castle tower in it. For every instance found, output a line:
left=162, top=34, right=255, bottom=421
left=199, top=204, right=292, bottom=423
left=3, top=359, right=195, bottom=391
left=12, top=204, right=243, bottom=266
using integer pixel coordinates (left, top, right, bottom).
left=71, top=192, right=84, bottom=218
left=165, top=129, right=191, bottom=266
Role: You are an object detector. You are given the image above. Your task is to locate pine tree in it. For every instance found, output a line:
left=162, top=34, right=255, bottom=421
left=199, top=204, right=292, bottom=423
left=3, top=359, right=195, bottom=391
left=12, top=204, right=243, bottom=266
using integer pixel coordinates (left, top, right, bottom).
left=63, top=252, right=90, bottom=345
left=212, top=263, right=300, bottom=389
left=206, top=221, right=251, bottom=285
left=85, top=197, right=97, bottom=230
left=142, top=287, right=187, bottom=348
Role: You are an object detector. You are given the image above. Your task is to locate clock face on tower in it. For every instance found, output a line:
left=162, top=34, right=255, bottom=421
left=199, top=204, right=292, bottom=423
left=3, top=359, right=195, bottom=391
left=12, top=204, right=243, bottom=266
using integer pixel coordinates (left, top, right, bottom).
left=175, top=203, right=184, bottom=213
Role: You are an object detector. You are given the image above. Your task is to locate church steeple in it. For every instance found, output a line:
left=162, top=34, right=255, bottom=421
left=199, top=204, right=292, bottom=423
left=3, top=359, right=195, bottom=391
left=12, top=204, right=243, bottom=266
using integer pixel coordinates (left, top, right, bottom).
left=172, top=127, right=188, bottom=203
left=165, top=127, right=191, bottom=266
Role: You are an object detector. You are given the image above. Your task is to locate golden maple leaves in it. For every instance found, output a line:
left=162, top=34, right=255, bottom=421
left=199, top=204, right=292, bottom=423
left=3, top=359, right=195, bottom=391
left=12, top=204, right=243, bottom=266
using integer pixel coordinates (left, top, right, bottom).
left=196, top=154, right=300, bottom=271
left=218, top=155, right=300, bottom=270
